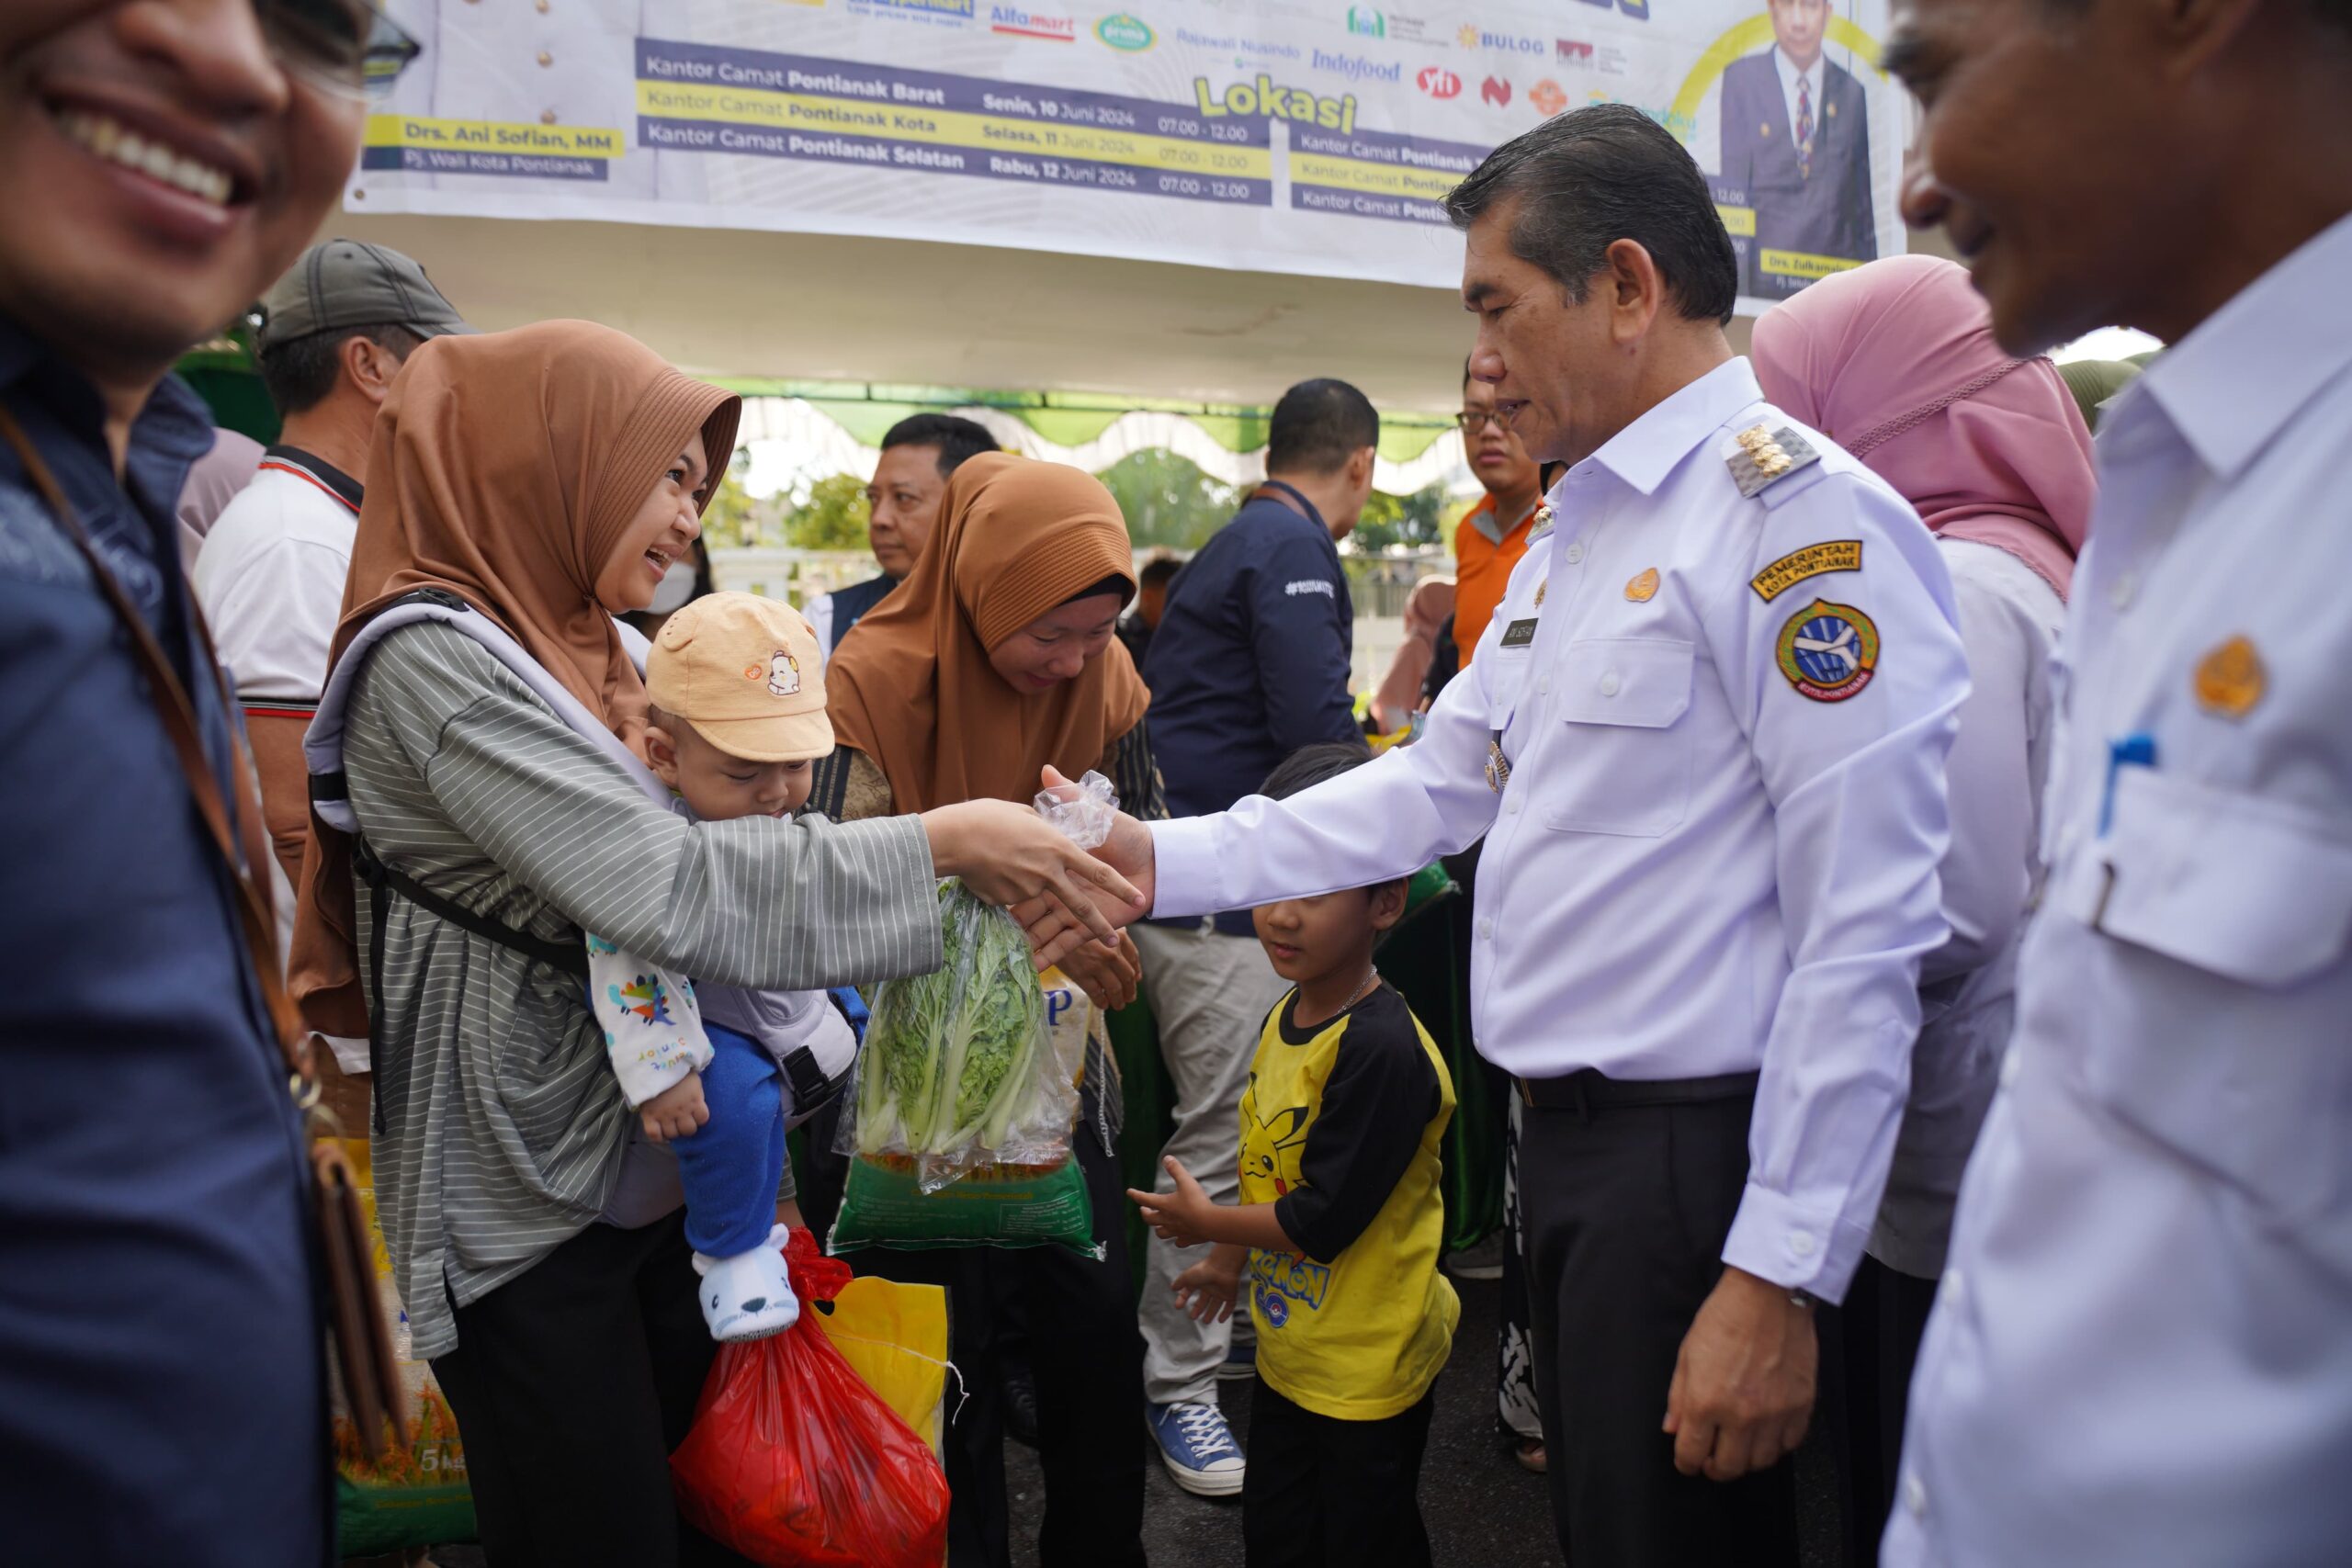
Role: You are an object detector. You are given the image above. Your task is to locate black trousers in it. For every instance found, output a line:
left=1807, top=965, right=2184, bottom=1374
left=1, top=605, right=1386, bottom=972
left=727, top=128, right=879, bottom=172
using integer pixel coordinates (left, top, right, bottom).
left=1519, top=1075, right=1800, bottom=1568
left=1241, top=1378, right=1436, bottom=1568
left=832, top=1113, right=1148, bottom=1568
left=429, top=1213, right=755, bottom=1568
left=1825, top=1254, right=1939, bottom=1566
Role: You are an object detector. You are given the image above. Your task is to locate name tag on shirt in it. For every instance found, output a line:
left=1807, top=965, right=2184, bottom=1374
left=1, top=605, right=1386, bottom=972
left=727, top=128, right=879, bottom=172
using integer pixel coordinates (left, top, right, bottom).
left=1499, top=618, right=1539, bottom=649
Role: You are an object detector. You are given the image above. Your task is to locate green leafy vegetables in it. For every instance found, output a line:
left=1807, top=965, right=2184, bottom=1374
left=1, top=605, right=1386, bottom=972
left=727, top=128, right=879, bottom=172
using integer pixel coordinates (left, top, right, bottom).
left=856, top=881, right=1055, bottom=1188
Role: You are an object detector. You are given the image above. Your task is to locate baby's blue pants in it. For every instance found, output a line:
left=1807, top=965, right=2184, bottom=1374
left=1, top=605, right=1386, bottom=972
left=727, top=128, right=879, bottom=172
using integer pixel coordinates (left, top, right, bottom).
left=672, top=1021, right=789, bottom=1258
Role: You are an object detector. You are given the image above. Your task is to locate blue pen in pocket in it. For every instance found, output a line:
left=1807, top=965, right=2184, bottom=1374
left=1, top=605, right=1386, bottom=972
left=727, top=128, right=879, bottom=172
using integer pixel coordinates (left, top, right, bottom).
left=2098, top=732, right=2158, bottom=838
left=2091, top=732, right=2158, bottom=931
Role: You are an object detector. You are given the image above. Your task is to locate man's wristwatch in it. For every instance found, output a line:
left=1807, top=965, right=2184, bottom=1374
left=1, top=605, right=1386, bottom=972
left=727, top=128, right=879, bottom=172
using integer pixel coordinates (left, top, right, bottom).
left=1788, top=1287, right=1821, bottom=1313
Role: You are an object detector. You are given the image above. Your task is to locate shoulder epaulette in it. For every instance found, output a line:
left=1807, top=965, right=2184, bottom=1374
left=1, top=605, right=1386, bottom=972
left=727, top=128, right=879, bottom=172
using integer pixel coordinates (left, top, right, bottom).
left=1724, top=423, right=1822, bottom=499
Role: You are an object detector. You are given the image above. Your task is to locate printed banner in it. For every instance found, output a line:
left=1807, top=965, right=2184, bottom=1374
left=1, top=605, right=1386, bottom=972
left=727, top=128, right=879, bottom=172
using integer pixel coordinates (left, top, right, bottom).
left=361, top=0, right=1905, bottom=311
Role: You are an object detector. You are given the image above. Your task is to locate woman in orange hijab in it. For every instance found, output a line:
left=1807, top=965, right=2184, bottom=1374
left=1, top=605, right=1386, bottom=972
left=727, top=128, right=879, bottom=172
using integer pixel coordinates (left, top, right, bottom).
left=288, top=325, right=1134, bottom=1567
left=813, top=453, right=1156, bottom=1568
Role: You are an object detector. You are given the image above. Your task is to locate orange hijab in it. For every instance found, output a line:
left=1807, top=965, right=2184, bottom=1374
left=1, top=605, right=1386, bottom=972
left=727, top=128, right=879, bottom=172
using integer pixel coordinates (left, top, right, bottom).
left=288, top=320, right=740, bottom=1035
left=828, top=452, right=1148, bottom=814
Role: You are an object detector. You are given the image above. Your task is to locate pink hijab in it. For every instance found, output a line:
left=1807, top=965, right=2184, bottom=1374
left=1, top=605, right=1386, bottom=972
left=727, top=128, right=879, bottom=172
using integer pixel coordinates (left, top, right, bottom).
left=1750, top=255, right=2094, bottom=598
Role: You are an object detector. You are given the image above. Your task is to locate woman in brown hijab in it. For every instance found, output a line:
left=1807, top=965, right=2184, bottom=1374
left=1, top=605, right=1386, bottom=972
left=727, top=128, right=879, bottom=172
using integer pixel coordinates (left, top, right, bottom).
left=810, top=453, right=1158, bottom=1568
left=289, top=324, right=1134, bottom=1568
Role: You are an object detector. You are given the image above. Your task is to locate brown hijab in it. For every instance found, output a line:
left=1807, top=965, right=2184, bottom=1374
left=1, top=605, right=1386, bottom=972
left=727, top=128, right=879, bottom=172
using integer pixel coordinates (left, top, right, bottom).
left=288, top=320, right=740, bottom=1035
left=828, top=452, right=1149, bottom=814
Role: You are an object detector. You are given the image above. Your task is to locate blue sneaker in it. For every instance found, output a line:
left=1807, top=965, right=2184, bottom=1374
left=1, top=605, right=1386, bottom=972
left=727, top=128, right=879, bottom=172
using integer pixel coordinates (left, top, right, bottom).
left=1214, top=1333, right=1257, bottom=1382
left=1147, top=1400, right=1246, bottom=1497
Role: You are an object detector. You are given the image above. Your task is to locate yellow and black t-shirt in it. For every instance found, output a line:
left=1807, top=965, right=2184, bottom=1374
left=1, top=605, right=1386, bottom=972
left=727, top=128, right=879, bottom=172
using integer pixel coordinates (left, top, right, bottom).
left=1238, top=982, right=1458, bottom=1421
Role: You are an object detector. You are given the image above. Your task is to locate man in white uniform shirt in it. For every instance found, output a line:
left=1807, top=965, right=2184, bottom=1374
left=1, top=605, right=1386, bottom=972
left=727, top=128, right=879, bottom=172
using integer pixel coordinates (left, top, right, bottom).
left=195, top=239, right=468, bottom=1008
left=1879, top=0, right=2352, bottom=1561
left=1088, top=105, right=1968, bottom=1566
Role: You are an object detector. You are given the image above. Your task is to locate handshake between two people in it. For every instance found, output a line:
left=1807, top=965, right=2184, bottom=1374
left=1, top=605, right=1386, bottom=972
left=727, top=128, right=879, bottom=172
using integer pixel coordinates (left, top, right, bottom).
left=918, top=765, right=1158, bottom=1010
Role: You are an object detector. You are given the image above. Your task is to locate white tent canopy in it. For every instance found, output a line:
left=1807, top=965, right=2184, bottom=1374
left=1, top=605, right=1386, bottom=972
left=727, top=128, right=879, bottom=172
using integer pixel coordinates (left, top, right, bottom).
left=330, top=209, right=1489, bottom=412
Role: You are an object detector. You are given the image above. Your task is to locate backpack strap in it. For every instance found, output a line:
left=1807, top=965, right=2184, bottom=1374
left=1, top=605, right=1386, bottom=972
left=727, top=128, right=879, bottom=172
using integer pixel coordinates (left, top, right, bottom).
left=351, top=836, right=591, bottom=982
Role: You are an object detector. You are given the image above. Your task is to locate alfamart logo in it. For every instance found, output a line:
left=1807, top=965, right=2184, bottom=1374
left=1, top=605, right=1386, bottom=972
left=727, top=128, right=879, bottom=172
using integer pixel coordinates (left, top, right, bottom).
left=1311, top=47, right=1402, bottom=84
left=1095, top=13, right=1154, bottom=50
left=990, top=4, right=1075, bottom=39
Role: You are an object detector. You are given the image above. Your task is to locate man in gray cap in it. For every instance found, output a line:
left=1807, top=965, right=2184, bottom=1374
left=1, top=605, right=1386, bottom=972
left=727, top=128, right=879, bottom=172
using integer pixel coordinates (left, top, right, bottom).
left=194, top=239, right=468, bottom=1017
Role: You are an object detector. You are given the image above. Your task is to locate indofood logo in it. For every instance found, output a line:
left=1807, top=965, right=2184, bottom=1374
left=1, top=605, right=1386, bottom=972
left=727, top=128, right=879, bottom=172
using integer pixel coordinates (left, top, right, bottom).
left=1311, top=47, right=1402, bottom=84
left=1095, top=13, right=1154, bottom=49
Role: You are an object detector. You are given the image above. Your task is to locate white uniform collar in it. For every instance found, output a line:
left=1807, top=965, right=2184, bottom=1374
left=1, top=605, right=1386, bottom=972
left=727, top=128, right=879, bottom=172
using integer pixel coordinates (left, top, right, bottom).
left=1582, top=357, right=1766, bottom=498
left=2120, top=209, right=2352, bottom=483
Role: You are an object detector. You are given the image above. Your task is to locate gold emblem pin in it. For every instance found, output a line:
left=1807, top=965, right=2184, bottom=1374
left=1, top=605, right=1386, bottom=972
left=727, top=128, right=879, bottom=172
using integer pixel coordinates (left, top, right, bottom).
left=2193, top=635, right=2266, bottom=719
left=1625, top=567, right=1659, bottom=603
left=1534, top=578, right=1547, bottom=607
left=1485, top=739, right=1512, bottom=794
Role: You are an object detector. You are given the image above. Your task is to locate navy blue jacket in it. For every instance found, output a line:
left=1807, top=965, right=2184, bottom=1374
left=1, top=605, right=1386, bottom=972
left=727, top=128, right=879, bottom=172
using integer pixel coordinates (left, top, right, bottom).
left=0, top=318, right=326, bottom=1563
left=1718, top=50, right=1875, bottom=300
left=824, top=571, right=898, bottom=650
left=1144, top=489, right=1357, bottom=932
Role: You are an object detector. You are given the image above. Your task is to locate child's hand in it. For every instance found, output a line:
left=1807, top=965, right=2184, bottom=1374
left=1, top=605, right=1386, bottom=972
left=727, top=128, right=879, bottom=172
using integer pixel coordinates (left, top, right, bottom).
left=641, top=1072, right=708, bottom=1144
left=1171, top=1254, right=1243, bottom=1325
left=1127, top=1155, right=1215, bottom=1248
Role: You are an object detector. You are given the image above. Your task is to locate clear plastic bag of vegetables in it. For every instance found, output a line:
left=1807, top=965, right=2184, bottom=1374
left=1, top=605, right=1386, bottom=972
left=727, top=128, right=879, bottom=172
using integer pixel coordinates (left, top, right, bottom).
left=828, top=773, right=1117, bottom=1258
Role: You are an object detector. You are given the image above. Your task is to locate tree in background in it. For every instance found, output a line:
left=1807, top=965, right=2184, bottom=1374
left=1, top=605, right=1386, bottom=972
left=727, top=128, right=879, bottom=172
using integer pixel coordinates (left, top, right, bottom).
left=783, top=472, right=871, bottom=551
left=1349, top=482, right=1452, bottom=553
left=700, top=449, right=761, bottom=549
left=1097, top=448, right=1238, bottom=550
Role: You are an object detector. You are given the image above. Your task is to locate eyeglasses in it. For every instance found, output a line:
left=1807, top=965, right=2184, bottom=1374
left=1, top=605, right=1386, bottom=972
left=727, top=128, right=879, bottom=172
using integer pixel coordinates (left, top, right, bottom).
left=1456, top=410, right=1510, bottom=434
left=256, top=0, right=423, bottom=99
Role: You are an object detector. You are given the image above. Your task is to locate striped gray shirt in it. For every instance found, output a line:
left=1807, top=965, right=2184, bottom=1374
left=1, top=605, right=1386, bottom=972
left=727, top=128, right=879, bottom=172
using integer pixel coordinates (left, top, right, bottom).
left=344, top=622, right=941, bottom=1359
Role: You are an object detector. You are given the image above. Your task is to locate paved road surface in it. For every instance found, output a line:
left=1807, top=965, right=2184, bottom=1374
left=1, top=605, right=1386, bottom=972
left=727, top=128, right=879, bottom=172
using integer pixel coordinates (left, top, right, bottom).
left=1005, top=1266, right=1848, bottom=1568
left=435, top=1263, right=1848, bottom=1567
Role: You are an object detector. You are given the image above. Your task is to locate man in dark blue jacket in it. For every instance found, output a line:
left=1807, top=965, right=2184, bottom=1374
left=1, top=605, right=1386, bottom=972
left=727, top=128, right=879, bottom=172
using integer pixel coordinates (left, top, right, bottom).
left=0, top=4, right=388, bottom=1562
left=1131, top=378, right=1376, bottom=1495
left=1719, top=0, right=1876, bottom=300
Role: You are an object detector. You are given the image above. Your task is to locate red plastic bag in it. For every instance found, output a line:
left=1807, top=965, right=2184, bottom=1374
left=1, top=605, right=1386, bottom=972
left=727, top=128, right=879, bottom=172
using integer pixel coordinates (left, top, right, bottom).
left=670, top=1232, right=952, bottom=1568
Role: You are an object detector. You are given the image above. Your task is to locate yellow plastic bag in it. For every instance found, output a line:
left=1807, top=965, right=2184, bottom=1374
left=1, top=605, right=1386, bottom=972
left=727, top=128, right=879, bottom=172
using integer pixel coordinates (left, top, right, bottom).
left=334, top=1137, right=476, bottom=1555
left=813, top=1275, right=953, bottom=1454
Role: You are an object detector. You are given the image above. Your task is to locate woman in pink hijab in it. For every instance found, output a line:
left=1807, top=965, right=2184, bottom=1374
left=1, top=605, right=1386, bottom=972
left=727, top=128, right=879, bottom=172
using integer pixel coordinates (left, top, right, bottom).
left=1752, top=254, right=2097, bottom=1554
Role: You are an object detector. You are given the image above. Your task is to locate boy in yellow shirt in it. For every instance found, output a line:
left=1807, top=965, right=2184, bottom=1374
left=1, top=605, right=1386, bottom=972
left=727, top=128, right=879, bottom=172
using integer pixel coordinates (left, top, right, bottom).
left=1130, top=742, right=1457, bottom=1567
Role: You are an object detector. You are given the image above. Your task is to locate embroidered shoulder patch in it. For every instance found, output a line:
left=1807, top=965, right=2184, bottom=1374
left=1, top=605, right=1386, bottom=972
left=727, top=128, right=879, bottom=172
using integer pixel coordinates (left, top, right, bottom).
left=1725, top=424, right=1822, bottom=498
left=1776, top=599, right=1880, bottom=702
left=1750, top=539, right=1862, bottom=601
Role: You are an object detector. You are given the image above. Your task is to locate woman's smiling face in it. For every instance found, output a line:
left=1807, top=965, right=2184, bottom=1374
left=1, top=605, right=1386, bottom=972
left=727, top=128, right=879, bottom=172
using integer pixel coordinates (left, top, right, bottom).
left=986, top=591, right=1125, bottom=694
left=595, top=440, right=708, bottom=614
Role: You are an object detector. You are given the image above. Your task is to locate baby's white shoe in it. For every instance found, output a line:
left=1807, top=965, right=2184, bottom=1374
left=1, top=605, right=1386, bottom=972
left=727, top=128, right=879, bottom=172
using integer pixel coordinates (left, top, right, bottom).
left=692, top=1224, right=798, bottom=1342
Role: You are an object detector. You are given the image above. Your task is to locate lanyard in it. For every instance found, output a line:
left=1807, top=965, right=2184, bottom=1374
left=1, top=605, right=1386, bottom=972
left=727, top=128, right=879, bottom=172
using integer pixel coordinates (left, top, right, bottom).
left=1253, top=478, right=1328, bottom=535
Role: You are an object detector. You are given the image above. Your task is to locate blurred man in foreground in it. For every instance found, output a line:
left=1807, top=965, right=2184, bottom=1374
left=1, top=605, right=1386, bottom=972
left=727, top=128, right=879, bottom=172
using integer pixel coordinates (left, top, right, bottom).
left=0, top=1, right=393, bottom=1562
